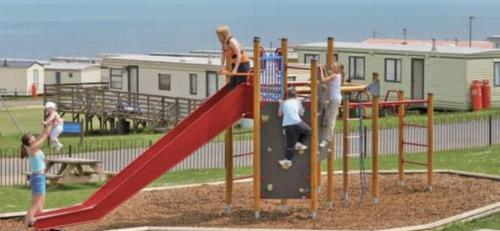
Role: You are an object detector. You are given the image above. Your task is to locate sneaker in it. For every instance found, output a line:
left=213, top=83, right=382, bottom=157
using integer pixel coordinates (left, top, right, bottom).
left=55, top=143, right=63, bottom=151
left=279, top=159, right=292, bottom=169
left=295, top=142, right=308, bottom=151
left=319, top=140, right=328, bottom=148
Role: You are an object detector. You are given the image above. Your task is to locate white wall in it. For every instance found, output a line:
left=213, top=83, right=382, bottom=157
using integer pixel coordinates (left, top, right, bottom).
left=45, top=67, right=101, bottom=85
left=101, top=61, right=224, bottom=99
left=0, top=67, right=28, bottom=95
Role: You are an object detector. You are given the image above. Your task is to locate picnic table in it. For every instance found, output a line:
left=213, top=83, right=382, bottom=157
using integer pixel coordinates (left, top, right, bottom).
left=24, top=157, right=108, bottom=185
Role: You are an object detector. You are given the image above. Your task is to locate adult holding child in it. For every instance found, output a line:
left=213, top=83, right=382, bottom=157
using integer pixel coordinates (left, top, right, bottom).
left=215, top=25, right=252, bottom=88
left=20, top=124, right=53, bottom=230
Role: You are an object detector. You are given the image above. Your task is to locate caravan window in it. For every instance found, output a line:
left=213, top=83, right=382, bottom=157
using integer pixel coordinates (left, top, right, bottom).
left=158, top=74, right=171, bottom=91
left=349, top=56, right=365, bottom=80
left=304, top=54, right=319, bottom=64
left=385, top=58, right=402, bottom=83
left=189, top=73, right=198, bottom=95
left=110, top=68, right=123, bottom=89
left=495, top=62, right=500, bottom=86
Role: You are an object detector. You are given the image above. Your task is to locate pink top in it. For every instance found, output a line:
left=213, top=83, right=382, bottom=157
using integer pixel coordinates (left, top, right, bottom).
left=46, top=111, right=64, bottom=126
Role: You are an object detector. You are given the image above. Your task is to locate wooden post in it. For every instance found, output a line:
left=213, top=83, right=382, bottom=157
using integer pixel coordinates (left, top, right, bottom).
left=327, top=137, right=335, bottom=208
left=252, top=37, right=262, bottom=219
left=427, top=93, right=434, bottom=192
left=398, top=91, right=405, bottom=185
left=224, top=52, right=234, bottom=214
left=310, top=59, right=319, bottom=218
left=327, top=37, right=335, bottom=67
left=280, top=38, right=289, bottom=212
left=371, top=96, right=379, bottom=204
left=281, top=38, right=288, bottom=95
left=326, top=33, right=335, bottom=207
left=342, top=98, right=350, bottom=207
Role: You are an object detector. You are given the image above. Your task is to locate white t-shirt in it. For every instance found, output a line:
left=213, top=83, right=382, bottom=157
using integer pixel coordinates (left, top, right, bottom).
left=328, top=73, right=342, bottom=100
left=280, top=98, right=304, bottom=126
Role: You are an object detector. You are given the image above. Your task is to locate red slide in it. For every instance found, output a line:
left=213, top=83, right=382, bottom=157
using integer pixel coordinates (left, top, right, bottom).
left=34, top=84, right=253, bottom=230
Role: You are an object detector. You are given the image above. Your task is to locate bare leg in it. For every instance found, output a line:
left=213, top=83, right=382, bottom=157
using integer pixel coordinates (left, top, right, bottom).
left=24, top=194, right=44, bottom=229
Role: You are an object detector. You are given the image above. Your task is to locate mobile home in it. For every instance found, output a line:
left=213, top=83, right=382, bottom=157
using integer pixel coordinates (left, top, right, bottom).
left=101, top=54, right=225, bottom=100
left=0, top=59, right=44, bottom=96
left=45, top=62, right=101, bottom=85
left=295, top=42, right=500, bottom=110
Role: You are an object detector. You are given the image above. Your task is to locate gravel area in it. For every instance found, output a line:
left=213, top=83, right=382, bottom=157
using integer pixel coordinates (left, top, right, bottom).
left=1, top=173, right=499, bottom=231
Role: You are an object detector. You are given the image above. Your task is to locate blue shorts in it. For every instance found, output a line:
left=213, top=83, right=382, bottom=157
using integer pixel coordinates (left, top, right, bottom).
left=30, top=174, right=46, bottom=195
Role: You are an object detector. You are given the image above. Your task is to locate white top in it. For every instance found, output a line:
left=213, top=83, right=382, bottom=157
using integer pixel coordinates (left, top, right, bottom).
left=328, top=73, right=342, bottom=100
left=280, top=98, right=304, bottom=126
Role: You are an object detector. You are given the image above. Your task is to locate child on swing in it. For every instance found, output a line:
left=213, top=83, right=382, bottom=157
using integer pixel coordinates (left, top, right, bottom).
left=43, top=102, right=64, bottom=151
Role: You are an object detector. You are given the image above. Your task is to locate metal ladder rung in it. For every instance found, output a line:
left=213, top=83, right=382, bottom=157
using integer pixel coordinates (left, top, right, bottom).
left=346, top=135, right=362, bottom=139
left=402, top=141, right=428, bottom=147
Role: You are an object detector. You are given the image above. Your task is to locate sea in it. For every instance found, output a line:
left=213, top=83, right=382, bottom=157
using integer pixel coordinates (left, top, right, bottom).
left=0, top=0, right=498, bottom=59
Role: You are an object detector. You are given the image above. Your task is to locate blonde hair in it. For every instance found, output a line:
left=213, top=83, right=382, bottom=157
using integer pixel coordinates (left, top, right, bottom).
left=216, top=25, right=231, bottom=43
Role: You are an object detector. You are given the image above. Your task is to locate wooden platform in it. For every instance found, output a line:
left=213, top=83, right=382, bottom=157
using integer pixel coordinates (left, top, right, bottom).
left=44, top=82, right=202, bottom=134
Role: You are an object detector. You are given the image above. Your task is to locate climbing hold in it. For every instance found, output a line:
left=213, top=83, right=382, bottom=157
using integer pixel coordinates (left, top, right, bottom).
left=267, top=147, right=272, bottom=152
left=279, top=161, right=291, bottom=170
left=267, top=184, right=273, bottom=191
left=261, top=114, right=270, bottom=122
left=299, top=188, right=305, bottom=193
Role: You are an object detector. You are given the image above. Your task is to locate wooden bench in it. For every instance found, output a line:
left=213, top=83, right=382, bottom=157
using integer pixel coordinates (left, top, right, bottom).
left=103, top=171, right=117, bottom=181
left=23, top=172, right=63, bottom=186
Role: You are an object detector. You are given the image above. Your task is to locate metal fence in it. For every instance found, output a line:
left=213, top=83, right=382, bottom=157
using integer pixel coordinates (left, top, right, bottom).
left=1, top=113, right=500, bottom=186
left=0, top=131, right=253, bottom=186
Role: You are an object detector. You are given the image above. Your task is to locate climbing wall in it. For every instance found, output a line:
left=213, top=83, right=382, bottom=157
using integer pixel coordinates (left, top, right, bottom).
left=259, top=56, right=329, bottom=199
left=260, top=102, right=311, bottom=199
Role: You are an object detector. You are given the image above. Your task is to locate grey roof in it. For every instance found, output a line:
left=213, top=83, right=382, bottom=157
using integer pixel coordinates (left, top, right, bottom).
left=45, top=62, right=100, bottom=71
left=0, top=59, right=43, bottom=68
left=297, top=41, right=499, bottom=55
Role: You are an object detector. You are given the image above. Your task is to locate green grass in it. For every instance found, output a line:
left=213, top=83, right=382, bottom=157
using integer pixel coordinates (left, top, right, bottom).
left=3, top=104, right=500, bottom=151
left=1, top=145, right=500, bottom=214
left=0, top=146, right=499, bottom=229
left=441, top=213, right=500, bottom=230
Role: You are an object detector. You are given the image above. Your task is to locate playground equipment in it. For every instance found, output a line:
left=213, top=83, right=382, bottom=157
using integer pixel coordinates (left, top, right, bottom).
left=33, top=36, right=434, bottom=230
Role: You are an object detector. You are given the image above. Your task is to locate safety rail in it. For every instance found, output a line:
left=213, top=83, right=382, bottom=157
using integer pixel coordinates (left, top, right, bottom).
left=44, top=83, right=202, bottom=132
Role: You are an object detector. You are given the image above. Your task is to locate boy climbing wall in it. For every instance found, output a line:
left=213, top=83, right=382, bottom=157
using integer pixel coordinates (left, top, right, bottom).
left=278, top=89, right=311, bottom=169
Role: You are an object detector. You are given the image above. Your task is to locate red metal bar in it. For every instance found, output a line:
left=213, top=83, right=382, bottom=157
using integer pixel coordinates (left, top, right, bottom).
left=233, top=174, right=254, bottom=181
left=403, top=123, right=429, bottom=128
left=402, top=141, right=428, bottom=147
left=403, top=160, right=428, bottom=166
left=232, top=152, right=253, bottom=158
